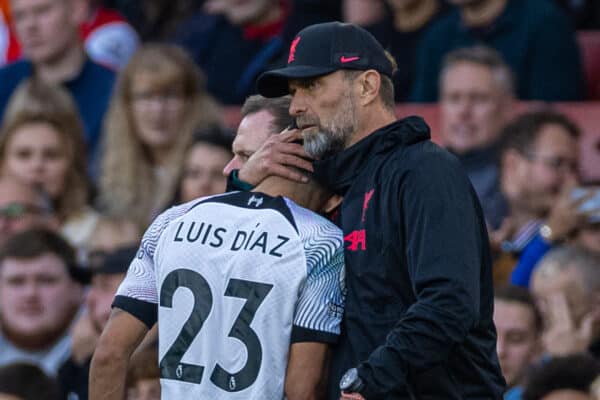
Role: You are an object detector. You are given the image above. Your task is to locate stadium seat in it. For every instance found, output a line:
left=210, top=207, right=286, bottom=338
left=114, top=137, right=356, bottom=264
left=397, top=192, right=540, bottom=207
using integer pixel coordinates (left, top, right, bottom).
left=577, top=31, right=600, bottom=99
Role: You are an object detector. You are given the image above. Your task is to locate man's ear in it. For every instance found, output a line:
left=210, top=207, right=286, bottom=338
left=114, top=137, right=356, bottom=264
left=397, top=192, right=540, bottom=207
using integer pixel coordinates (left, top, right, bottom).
left=357, top=70, right=381, bottom=106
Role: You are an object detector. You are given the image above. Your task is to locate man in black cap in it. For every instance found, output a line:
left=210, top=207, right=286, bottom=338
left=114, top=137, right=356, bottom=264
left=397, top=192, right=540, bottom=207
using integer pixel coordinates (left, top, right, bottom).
left=255, top=21, right=505, bottom=399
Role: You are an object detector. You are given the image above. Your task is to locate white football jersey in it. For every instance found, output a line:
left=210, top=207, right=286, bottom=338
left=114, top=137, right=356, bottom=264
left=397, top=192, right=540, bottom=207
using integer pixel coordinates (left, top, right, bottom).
left=114, top=191, right=345, bottom=399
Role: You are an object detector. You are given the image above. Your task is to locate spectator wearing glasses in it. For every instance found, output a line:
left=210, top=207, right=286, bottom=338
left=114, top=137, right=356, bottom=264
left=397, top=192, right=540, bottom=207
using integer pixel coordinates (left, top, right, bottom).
left=97, top=44, right=221, bottom=231
left=497, top=110, right=586, bottom=287
left=0, top=176, right=57, bottom=245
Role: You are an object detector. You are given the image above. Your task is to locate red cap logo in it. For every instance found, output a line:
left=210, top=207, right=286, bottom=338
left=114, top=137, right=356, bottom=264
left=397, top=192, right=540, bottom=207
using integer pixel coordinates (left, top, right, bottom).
left=288, top=36, right=301, bottom=64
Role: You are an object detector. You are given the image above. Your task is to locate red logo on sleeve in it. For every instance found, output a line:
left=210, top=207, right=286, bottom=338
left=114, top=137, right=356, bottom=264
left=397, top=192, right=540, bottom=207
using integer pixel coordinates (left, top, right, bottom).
left=288, top=36, right=301, bottom=64
left=361, top=189, right=374, bottom=222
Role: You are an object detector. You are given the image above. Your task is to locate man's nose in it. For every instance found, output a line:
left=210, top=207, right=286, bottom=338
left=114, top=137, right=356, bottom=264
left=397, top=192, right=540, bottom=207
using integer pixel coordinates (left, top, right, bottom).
left=223, top=157, right=242, bottom=177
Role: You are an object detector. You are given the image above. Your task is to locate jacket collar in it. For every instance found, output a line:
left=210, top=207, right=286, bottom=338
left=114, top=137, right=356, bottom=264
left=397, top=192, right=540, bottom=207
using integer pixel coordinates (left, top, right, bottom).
left=313, top=116, right=430, bottom=195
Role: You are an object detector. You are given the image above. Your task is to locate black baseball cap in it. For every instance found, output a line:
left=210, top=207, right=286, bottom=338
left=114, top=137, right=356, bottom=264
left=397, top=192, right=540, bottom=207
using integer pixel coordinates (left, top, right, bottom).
left=257, top=21, right=393, bottom=98
left=93, top=246, right=138, bottom=276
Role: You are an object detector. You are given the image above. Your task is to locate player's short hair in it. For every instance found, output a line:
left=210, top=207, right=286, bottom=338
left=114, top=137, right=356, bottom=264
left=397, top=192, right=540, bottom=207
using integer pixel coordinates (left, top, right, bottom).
left=440, top=45, right=514, bottom=96
left=0, top=363, right=61, bottom=400
left=0, top=228, right=88, bottom=284
left=494, top=285, right=542, bottom=334
left=241, top=95, right=294, bottom=135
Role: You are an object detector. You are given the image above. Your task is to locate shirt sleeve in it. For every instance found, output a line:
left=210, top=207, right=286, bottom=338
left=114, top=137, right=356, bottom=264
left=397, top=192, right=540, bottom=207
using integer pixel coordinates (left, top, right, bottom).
left=291, top=210, right=346, bottom=344
left=112, top=204, right=187, bottom=328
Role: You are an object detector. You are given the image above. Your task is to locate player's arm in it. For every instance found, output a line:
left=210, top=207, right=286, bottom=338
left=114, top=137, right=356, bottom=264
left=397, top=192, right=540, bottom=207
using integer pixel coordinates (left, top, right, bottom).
left=89, top=308, right=149, bottom=400
left=285, top=342, right=329, bottom=400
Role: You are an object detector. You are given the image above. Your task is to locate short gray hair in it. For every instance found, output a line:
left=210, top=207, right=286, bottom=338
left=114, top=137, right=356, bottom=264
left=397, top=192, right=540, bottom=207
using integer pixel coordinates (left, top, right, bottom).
left=440, top=46, right=515, bottom=96
left=535, top=245, right=600, bottom=295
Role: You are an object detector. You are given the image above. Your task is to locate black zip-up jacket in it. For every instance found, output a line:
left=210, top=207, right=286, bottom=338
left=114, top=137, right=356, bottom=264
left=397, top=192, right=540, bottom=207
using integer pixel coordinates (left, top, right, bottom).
left=313, top=117, right=506, bottom=399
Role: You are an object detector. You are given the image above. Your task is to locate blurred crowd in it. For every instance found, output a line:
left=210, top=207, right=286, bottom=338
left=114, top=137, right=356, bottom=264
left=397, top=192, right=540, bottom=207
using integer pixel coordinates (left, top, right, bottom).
left=0, top=0, right=598, bottom=399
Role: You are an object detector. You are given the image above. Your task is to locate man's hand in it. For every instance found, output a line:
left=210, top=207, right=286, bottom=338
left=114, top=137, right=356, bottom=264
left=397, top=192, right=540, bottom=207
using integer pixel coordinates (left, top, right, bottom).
left=89, top=308, right=149, bottom=400
left=238, top=128, right=313, bottom=186
left=544, top=184, right=598, bottom=242
left=70, top=312, right=99, bottom=365
left=542, top=292, right=599, bottom=356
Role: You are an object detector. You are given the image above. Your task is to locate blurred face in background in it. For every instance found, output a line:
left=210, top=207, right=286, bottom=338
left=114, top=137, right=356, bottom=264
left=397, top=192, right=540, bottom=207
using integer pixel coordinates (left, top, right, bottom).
left=11, top=0, right=81, bottom=64
left=494, top=299, right=540, bottom=387
left=180, top=142, right=231, bottom=202
left=440, top=61, right=511, bottom=154
left=0, top=179, right=55, bottom=244
left=86, top=272, right=125, bottom=333
left=502, top=124, right=579, bottom=215
left=0, top=253, right=82, bottom=349
left=530, top=265, right=591, bottom=332
left=130, top=73, right=188, bottom=155
left=2, top=122, right=70, bottom=199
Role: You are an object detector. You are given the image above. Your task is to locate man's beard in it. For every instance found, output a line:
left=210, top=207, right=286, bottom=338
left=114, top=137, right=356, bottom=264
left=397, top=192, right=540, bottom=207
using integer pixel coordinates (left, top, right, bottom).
left=301, top=93, right=358, bottom=160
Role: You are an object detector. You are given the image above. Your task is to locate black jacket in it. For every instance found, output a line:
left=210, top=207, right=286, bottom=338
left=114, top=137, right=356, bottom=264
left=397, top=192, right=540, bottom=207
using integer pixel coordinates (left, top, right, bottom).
left=313, top=117, right=505, bottom=399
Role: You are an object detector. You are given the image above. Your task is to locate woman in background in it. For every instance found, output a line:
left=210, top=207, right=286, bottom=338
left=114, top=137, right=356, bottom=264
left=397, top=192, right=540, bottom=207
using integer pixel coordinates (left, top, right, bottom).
left=98, top=43, right=221, bottom=230
left=176, top=126, right=233, bottom=204
left=0, top=79, right=139, bottom=264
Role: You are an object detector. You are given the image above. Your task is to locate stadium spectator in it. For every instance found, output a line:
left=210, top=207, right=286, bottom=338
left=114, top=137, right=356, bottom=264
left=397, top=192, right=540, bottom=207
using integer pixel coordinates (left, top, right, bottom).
left=175, top=127, right=233, bottom=204
left=365, top=0, right=448, bottom=101
left=0, top=176, right=57, bottom=245
left=172, top=0, right=288, bottom=105
left=0, top=0, right=115, bottom=162
left=0, top=0, right=138, bottom=70
left=411, top=0, right=585, bottom=102
left=58, top=246, right=136, bottom=400
left=439, top=46, right=513, bottom=229
left=0, top=229, right=86, bottom=376
left=126, top=344, right=160, bottom=400
left=522, top=354, right=600, bottom=400
left=0, top=362, right=61, bottom=400
left=530, top=246, right=600, bottom=358
left=494, top=285, right=543, bottom=399
left=98, top=44, right=220, bottom=231
left=0, top=79, right=139, bottom=262
left=496, top=110, right=582, bottom=287
left=256, top=21, right=505, bottom=399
